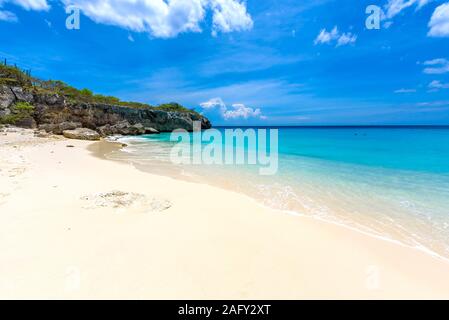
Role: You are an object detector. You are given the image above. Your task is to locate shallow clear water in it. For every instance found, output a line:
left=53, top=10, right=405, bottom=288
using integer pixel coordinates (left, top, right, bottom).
left=107, top=127, right=449, bottom=258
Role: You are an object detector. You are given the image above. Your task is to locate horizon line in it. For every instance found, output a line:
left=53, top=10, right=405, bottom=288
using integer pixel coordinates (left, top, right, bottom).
left=213, top=125, right=449, bottom=128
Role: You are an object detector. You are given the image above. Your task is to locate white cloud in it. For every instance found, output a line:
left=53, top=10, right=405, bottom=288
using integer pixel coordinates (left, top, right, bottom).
left=314, top=26, right=357, bottom=47
left=62, top=0, right=253, bottom=38
left=128, top=34, right=135, bottom=42
left=417, top=100, right=449, bottom=107
left=200, top=97, right=227, bottom=110
left=384, top=0, right=431, bottom=19
left=314, top=26, right=338, bottom=44
left=428, top=3, right=449, bottom=37
left=428, top=80, right=449, bottom=90
left=394, top=88, right=416, bottom=93
left=223, top=103, right=262, bottom=120
left=423, top=58, right=449, bottom=74
left=336, top=32, right=357, bottom=46
left=210, top=0, right=253, bottom=36
left=383, top=20, right=394, bottom=28
left=0, top=10, right=17, bottom=22
left=200, top=98, right=265, bottom=120
left=1, top=0, right=50, bottom=11
left=0, top=0, right=49, bottom=22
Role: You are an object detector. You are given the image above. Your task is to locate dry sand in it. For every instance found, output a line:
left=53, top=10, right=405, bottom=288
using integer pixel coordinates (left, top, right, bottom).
left=1, top=127, right=449, bottom=299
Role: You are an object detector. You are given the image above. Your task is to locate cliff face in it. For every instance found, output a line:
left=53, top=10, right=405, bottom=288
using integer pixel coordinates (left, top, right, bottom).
left=0, top=85, right=211, bottom=136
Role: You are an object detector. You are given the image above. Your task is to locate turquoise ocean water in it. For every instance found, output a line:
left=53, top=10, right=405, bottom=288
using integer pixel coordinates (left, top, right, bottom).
left=108, top=127, right=449, bottom=258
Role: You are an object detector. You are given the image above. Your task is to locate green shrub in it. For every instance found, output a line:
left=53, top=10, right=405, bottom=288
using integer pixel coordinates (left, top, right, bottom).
left=0, top=114, right=20, bottom=125
left=155, top=102, right=200, bottom=116
left=80, top=88, right=93, bottom=97
left=0, top=102, right=35, bottom=125
left=0, top=64, right=32, bottom=87
left=119, top=101, right=152, bottom=109
left=15, top=101, right=34, bottom=112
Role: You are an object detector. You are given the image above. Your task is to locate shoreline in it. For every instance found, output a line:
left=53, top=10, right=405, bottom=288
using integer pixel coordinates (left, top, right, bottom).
left=2, top=128, right=449, bottom=299
left=95, top=138, right=449, bottom=264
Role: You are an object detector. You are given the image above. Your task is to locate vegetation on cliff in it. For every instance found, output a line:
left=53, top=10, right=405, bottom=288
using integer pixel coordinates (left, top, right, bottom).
left=0, top=62, right=200, bottom=117
left=0, top=61, right=211, bottom=134
left=0, top=102, right=34, bottom=125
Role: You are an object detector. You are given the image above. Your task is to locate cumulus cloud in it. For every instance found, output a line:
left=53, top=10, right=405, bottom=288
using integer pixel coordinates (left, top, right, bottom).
left=62, top=0, right=253, bottom=38
left=428, top=80, right=449, bottom=90
left=223, top=103, right=262, bottom=120
left=314, top=26, right=357, bottom=47
left=200, top=97, right=227, bottom=110
left=210, top=0, right=253, bottom=36
left=428, top=3, right=449, bottom=37
left=0, top=10, right=17, bottom=22
left=200, top=97, right=265, bottom=120
left=422, top=58, right=449, bottom=74
left=384, top=0, right=430, bottom=19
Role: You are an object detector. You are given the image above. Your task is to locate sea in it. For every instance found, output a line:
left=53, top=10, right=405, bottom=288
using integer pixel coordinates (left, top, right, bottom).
left=105, top=126, right=449, bottom=259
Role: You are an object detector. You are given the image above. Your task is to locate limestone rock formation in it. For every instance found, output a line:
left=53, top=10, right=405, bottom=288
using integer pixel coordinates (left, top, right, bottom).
left=63, top=128, right=101, bottom=141
left=0, top=84, right=211, bottom=137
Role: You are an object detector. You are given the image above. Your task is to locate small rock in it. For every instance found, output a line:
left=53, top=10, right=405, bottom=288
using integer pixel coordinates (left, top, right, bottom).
left=145, top=127, right=160, bottom=134
left=35, top=130, right=50, bottom=138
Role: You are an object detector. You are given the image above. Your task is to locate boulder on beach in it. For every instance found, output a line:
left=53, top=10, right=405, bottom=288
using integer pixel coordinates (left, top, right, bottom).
left=63, top=128, right=100, bottom=141
left=145, top=127, right=159, bottom=134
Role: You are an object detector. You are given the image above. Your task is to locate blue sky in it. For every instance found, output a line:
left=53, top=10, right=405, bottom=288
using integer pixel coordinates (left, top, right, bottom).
left=1, top=0, right=449, bottom=125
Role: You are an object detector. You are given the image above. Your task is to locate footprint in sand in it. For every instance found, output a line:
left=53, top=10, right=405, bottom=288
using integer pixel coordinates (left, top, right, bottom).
left=80, top=190, right=172, bottom=213
left=8, top=167, right=26, bottom=177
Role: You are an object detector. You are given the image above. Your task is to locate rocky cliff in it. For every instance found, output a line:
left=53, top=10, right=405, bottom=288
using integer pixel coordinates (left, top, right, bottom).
left=0, top=85, right=211, bottom=136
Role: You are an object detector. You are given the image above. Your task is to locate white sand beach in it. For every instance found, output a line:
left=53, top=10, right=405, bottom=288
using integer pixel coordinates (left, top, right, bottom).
left=1, top=127, right=449, bottom=300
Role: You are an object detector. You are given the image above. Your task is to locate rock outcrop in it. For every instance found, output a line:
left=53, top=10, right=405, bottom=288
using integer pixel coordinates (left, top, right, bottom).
left=39, top=121, right=82, bottom=135
left=0, top=85, right=211, bottom=137
left=63, top=128, right=101, bottom=141
left=0, top=87, right=15, bottom=117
